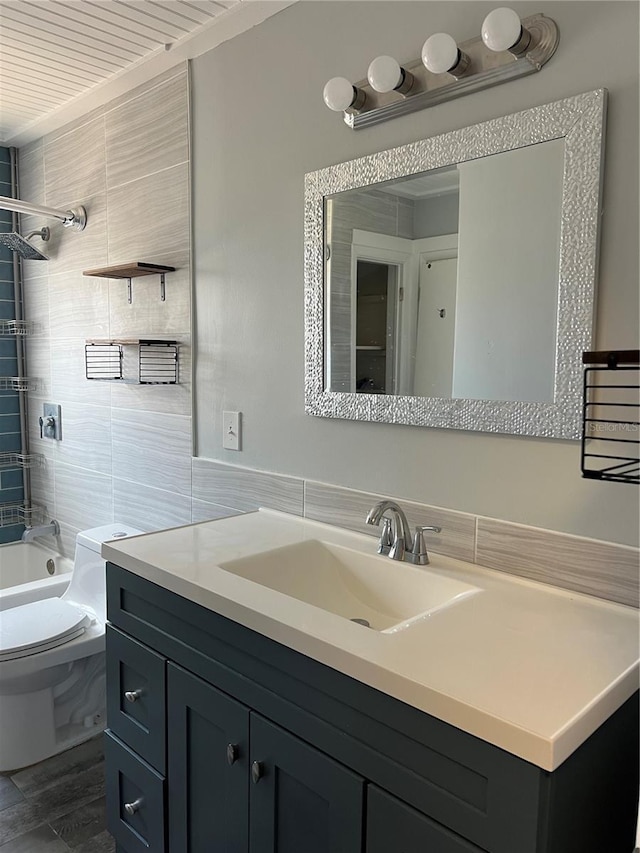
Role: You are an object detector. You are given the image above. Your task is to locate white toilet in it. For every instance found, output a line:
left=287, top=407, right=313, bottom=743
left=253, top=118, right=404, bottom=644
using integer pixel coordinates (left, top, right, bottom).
left=0, top=523, right=143, bottom=771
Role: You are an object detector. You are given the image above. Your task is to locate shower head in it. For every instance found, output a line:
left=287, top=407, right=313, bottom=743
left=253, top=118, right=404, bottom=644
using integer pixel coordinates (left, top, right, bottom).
left=0, top=227, right=50, bottom=261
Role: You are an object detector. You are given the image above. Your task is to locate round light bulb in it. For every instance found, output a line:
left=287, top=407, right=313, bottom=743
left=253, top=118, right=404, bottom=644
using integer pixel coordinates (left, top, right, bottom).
left=367, top=55, right=403, bottom=94
left=481, top=7, right=523, bottom=52
left=322, top=77, right=356, bottom=112
left=421, top=33, right=460, bottom=75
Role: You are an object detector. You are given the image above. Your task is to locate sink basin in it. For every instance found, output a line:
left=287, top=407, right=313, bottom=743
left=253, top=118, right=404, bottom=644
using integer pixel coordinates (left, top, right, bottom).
left=219, top=539, right=480, bottom=633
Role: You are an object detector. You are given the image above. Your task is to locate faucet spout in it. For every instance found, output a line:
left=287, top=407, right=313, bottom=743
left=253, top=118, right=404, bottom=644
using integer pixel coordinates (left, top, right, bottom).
left=22, top=519, right=60, bottom=543
left=365, top=500, right=413, bottom=560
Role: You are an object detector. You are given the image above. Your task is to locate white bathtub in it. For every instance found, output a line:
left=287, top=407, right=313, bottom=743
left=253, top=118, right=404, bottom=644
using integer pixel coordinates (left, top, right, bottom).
left=0, top=541, right=72, bottom=610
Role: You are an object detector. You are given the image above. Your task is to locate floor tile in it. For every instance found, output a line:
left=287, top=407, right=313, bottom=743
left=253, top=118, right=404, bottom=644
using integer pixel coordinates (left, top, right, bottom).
left=0, top=824, right=68, bottom=852
left=11, top=736, right=104, bottom=797
left=73, top=829, right=115, bottom=853
left=0, top=777, right=24, bottom=812
left=49, top=795, right=106, bottom=848
left=0, top=762, right=105, bottom=846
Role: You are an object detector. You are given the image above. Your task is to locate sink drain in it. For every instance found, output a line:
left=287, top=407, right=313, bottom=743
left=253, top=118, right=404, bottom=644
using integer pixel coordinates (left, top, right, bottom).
left=350, top=618, right=371, bottom=628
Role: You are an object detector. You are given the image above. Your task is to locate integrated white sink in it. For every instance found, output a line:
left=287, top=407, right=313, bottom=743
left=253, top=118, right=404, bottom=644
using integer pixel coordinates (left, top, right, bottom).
left=219, top=539, right=480, bottom=633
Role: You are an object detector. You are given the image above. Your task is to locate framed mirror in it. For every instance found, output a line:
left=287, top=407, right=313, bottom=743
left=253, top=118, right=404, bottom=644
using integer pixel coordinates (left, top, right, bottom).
left=304, top=89, right=607, bottom=439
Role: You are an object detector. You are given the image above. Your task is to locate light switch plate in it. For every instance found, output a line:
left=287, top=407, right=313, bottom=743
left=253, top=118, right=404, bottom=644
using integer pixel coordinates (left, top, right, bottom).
left=223, top=411, right=241, bottom=451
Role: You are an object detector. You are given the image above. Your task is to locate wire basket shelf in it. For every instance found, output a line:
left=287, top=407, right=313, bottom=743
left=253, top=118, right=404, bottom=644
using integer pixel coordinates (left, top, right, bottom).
left=139, top=341, right=178, bottom=385
left=85, top=339, right=178, bottom=384
left=0, top=376, right=37, bottom=392
left=581, top=350, right=639, bottom=485
left=0, top=320, right=37, bottom=336
left=0, top=452, right=42, bottom=470
left=85, top=343, right=123, bottom=380
left=0, top=502, right=45, bottom=528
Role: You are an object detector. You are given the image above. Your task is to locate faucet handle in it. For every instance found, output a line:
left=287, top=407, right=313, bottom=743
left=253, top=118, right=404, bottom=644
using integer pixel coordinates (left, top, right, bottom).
left=377, top=517, right=393, bottom=555
left=409, top=525, right=442, bottom=566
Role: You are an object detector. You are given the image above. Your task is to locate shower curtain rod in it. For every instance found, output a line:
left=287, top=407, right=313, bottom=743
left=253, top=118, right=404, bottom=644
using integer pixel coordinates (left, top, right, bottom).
left=0, top=195, right=87, bottom=231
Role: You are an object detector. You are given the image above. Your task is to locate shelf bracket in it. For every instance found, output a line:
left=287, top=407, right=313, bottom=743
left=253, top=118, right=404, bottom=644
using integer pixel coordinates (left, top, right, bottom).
left=160, top=273, right=166, bottom=302
left=127, top=278, right=132, bottom=304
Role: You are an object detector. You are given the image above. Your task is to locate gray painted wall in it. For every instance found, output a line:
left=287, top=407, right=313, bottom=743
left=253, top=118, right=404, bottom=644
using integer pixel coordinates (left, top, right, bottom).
left=192, top=1, right=639, bottom=546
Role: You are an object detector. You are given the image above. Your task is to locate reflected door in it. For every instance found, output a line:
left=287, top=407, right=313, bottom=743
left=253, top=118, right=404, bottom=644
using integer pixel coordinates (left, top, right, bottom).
left=354, top=260, right=398, bottom=394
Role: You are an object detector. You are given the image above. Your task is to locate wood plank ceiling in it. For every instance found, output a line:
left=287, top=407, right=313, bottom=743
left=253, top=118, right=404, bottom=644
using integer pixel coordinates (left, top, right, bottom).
left=0, top=0, right=241, bottom=143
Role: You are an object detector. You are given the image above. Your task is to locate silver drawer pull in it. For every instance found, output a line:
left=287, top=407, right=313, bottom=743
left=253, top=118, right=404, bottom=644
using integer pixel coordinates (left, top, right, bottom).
left=124, top=797, right=143, bottom=816
left=124, top=689, right=143, bottom=703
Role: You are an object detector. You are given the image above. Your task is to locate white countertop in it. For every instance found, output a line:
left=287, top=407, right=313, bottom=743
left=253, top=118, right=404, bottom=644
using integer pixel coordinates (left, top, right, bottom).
left=103, top=509, right=640, bottom=771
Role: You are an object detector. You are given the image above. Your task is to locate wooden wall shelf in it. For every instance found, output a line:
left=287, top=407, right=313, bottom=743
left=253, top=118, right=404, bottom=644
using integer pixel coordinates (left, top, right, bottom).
left=83, top=262, right=175, bottom=303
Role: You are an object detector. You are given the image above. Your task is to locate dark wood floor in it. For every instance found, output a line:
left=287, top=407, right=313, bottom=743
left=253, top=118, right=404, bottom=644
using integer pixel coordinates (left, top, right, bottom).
left=0, top=735, right=114, bottom=852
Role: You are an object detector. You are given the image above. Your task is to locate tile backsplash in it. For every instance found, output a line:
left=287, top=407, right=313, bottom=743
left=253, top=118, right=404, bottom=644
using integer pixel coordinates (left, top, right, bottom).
left=192, top=458, right=639, bottom=610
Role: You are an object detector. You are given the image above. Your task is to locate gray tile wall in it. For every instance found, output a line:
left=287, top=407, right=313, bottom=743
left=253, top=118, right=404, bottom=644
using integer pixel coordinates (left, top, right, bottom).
left=20, top=66, right=195, bottom=552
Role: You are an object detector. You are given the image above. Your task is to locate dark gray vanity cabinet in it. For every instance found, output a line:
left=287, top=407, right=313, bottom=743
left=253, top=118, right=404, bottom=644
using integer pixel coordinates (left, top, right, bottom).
left=105, top=563, right=639, bottom=853
left=167, top=662, right=364, bottom=853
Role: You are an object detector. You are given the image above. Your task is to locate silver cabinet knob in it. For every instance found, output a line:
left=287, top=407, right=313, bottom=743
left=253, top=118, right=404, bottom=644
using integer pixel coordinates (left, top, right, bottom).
left=226, top=743, right=239, bottom=766
left=251, top=761, right=263, bottom=784
left=124, top=689, right=143, bottom=703
left=124, top=797, right=143, bottom=816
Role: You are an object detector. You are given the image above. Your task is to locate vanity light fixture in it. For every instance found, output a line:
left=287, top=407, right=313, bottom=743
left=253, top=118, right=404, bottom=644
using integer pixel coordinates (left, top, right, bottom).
left=322, top=9, right=558, bottom=129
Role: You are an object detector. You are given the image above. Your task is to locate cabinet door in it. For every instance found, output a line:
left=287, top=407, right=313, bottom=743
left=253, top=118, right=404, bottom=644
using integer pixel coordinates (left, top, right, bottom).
left=366, top=785, right=484, bottom=853
left=249, top=714, right=364, bottom=853
left=167, top=663, right=250, bottom=853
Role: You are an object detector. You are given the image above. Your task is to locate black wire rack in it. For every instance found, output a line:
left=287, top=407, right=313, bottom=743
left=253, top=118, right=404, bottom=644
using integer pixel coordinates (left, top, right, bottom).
left=139, top=340, right=178, bottom=385
left=581, top=350, right=639, bottom=484
left=85, top=339, right=178, bottom=384
left=85, top=342, right=123, bottom=380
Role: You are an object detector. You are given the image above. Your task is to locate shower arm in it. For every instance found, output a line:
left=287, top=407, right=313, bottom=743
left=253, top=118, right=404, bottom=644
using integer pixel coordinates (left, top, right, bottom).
left=0, top=195, right=87, bottom=231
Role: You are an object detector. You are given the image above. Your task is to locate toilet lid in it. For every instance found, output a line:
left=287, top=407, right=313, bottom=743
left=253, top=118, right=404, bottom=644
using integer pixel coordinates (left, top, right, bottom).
left=0, top=598, right=91, bottom=660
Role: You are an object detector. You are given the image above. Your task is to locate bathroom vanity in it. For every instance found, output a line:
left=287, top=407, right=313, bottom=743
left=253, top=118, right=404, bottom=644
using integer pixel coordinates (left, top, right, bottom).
left=103, top=511, right=639, bottom=853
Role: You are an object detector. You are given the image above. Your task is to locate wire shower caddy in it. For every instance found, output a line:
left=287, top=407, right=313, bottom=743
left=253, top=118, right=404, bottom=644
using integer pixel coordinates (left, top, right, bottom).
left=581, top=350, right=639, bottom=484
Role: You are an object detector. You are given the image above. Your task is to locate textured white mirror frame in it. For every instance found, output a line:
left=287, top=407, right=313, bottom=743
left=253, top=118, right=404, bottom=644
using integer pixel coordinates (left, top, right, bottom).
left=304, top=89, right=607, bottom=439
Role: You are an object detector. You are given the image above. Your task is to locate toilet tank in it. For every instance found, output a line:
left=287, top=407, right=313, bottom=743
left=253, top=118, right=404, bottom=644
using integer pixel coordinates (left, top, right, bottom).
left=62, top=524, right=144, bottom=619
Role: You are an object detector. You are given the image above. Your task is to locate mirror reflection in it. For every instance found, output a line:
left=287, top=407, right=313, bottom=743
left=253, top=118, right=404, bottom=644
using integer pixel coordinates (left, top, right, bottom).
left=325, top=138, right=565, bottom=403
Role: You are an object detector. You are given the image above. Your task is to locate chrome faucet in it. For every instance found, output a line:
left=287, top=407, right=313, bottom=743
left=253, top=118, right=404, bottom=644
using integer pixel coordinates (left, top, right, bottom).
left=365, top=500, right=441, bottom=565
left=22, top=519, right=60, bottom=542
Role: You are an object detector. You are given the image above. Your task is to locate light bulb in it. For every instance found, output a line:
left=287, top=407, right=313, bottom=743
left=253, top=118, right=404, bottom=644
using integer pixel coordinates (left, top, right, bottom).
left=481, top=7, right=530, bottom=54
left=367, top=56, right=403, bottom=93
left=422, top=33, right=469, bottom=78
left=323, top=77, right=357, bottom=112
left=422, top=33, right=458, bottom=74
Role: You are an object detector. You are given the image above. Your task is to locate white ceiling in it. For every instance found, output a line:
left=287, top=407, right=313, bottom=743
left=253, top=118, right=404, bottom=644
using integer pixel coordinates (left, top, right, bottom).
left=0, top=0, right=294, bottom=146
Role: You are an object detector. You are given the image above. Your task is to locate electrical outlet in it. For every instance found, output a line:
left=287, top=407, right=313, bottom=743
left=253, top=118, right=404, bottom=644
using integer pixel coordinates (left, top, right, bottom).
left=223, top=411, right=241, bottom=451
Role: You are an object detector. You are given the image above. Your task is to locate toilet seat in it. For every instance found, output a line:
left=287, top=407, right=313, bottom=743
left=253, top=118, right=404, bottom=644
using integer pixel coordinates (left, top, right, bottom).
left=0, top=598, right=91, bottom=662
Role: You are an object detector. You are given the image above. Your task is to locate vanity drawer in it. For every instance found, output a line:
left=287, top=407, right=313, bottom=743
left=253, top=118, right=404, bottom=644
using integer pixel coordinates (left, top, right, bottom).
left=106, top=624, right=166, bottom=773
left=105, top=730, right=165, bottom=853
